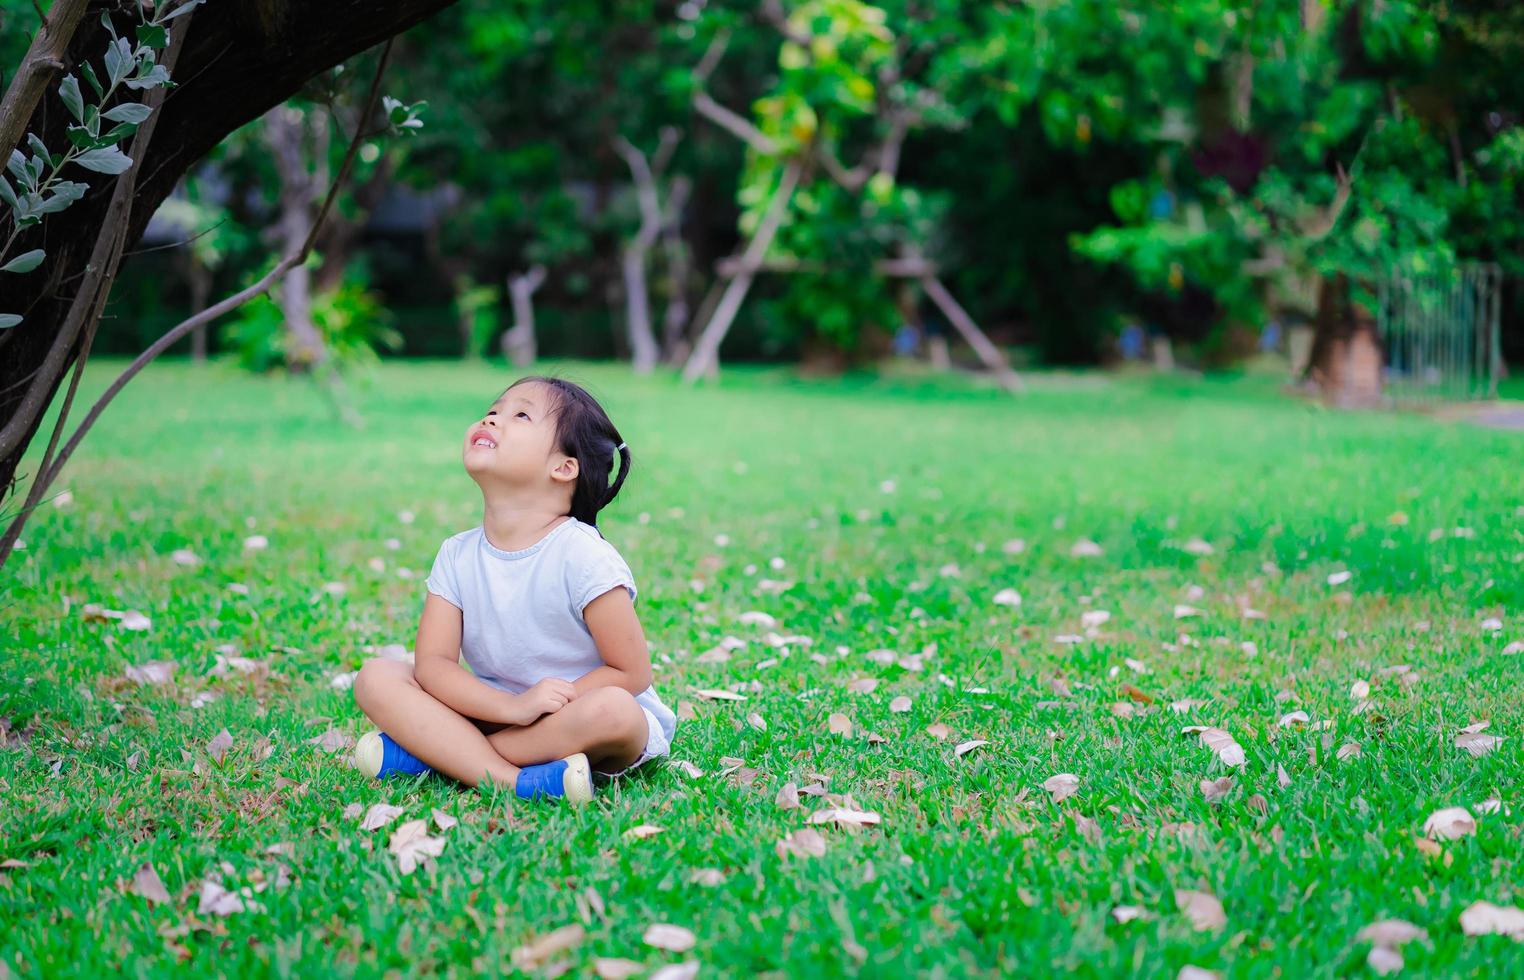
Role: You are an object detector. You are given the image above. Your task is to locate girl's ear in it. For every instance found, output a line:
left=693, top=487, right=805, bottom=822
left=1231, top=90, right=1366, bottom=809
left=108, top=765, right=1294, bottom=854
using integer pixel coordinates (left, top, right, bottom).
left=550, top=454, right=579, bottom=485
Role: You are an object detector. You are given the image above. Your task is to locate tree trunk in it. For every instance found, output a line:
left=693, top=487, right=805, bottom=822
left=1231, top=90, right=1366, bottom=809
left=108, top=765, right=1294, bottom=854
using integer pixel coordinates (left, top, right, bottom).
left=264, top=106, right=329, bottom=372
left=0, top=0, right=463, bottom=497
left=503, top=266, right=546, bottom=368
left=187, top=255, right=212, bottom=363
left=1306, top=272, right=1383, bottom=406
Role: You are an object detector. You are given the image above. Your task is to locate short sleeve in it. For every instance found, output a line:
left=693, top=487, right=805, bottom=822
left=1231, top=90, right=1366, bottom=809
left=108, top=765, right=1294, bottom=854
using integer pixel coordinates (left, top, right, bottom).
left=425, top=538, right=463, bottom=609
left=573, top=543, right=638, bottom=615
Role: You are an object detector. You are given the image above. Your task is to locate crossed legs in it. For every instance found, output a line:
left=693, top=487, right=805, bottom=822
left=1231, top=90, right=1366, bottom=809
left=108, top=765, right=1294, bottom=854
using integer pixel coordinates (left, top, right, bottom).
left=351, top=658, right=649, bottom=791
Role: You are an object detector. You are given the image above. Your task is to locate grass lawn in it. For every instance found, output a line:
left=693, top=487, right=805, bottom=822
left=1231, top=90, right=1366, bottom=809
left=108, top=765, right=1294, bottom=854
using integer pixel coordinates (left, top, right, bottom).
left=3, top=357, right=1522, bottom=977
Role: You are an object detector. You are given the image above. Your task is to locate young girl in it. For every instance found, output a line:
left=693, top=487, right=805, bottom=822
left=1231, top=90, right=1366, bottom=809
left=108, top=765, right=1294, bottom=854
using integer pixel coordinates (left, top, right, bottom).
left=350, top=375, right=676, bottom=804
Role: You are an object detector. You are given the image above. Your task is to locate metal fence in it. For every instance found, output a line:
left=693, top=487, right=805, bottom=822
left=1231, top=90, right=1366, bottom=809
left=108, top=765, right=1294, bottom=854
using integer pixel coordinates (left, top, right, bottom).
left=1377, top=262, right=1504, bottom=403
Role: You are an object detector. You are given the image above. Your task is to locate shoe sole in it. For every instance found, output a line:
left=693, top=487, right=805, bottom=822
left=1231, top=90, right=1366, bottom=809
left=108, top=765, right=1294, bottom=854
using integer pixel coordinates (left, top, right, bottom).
left=353, top=730, right=385, bottom=779
left=562, top=752, right=594, bottom=804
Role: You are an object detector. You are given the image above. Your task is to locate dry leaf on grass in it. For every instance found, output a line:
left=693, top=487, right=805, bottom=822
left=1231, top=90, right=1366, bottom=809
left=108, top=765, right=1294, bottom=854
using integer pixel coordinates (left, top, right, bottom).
left=847, top=678, right=879, bottom=694
left=1186, top=727, right=1247, bottom=768
left=431, top=809, right=457, bottom=831
left=889, top=696, right=912, bottom=713
left=594, top=959, right=646, bottom=980
left=129, top=863, right=172, bottom=904
left=360, top=803, right=404, bottom=832
left=1366, top=946, right=1403, bottom=975
left=776, top=828, right=828, bottom=859
left=1174, top=889, right=1226, bottom=932
left=1422, top=806, right=1476, bottom=841
left=1459, top=901, right=1524, bottom=939
left=828, top=713, right=853, bottom=737
left=1042, top=773, right=1080, bottom=803
left=1110, top=905, right=1148, bottom=924
left=206, top=728, right=234, bottom=765
left=691, top=688, right=746, bottom=702
left=650, top=964, right=701, bottom=980
left=510, top=924, right=585, bottom=971
left=808, top=807, right=882, bottom=828
left=306, top=729, right=352, bottom=754
left=624, top=824, right=666, bottom=840
left=688, top=868, right=726, bottom=887
left=1199, top=777, right=1233, bottom=802
left=776, top=782, right=801, bottom=810
left=1455, top=722, right=1505, bottom=757
left=643, top=923, right=697, bottom=953
left=954, top=740, right=988, bottom=758
left=1336, top=742, right=1362, bottom=762
left=1177, top=968, right=1217, bottom=980
left=124, top=660, right=175, bottom=686
left=1357, top=919, right=1427, bottom=947
left=926, top=723, right=952, bottom=740
left=388, top=819, right=447, bottom=875
left=994, top=588, right=1023, bottom=607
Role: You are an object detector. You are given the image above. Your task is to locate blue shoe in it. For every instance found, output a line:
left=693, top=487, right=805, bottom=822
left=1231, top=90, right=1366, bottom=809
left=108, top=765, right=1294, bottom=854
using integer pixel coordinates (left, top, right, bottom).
left=514, top=752, right=594, bottom=804
left=354, top=730, right=434, bottom=780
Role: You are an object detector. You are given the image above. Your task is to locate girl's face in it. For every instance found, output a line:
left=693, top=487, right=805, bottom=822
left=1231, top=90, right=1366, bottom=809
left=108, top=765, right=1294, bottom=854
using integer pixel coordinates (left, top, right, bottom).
left=463, top=382, right=576, bottom=489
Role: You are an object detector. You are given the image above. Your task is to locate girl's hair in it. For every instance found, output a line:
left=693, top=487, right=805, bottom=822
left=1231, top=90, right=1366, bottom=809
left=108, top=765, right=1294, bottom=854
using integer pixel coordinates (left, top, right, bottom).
left=505, top=375, right=631, bottom=530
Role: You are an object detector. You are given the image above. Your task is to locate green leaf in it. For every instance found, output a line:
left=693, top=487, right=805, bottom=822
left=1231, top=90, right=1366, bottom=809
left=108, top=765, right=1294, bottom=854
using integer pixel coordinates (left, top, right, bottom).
left=73, top=146, right=133, bottom=174
left=104, top=37, right=130, bottom=87
left=124, top=65, right=170, bottom=91
left=136, top=23, right=168, bottom=49
left=39, top=181, right=88, bottom=214
left=59, top=75, right=85, bottom=122
left=161, top=0, right=205, bottom=21
left=6, top=150, right=26, bottom=181
left=0, top=249, right=45, bottom=274
left=26, top=133, right=54, bottom=170
left=81, top=62, right=103, bottom=100
left=101, top=122, right=139, bottom=143
left=0, top=314, right=22, bottom=330
left=102, top=102, right=153, bottom=124
left=0, top=175, right=15, bottom=209
left=100, top=9, right=116, bottom=37
left=66, top=125, right=95, bottom=150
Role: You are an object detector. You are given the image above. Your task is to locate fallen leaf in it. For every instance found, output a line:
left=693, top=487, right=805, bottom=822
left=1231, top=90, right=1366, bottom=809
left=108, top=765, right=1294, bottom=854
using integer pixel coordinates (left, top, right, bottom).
left=206, top=728, right=234, bottom=765
left=1366, top=946, right=1403, bottom=976
left=650, top=963, right=701, bottom=980
left=1070, top=539, right=1103, bottom=557
left=1422, top=806, right=1476, bottom=841
left=1178, top=968, right=1218, bottom=980
left=1336, top=742, right=1362, bottom=762
left=1277, top=710, right=1310, bottom=728
left=388, top=819, right=446, bottom=875
left=889, top=696, right=912, bottom=713
left=510, top=924, right=586, bottom=971
left=954, top=739, right=988, bottom=758
left=431, top=808, right=457, bottom=831
left=1350, top=679, right=1371, bottom=699
left=124, top=660, right=175, bottom=686
left=1174, top=889, right=1226, bottom=932
left=360, top=803, right=405, bottom=832
left=673, top=760, right=705, bottom=779
left=594, top=959, right=646, bottom=980
left=775, top=782, right=801, bottom=810
left=691, top=688, right=746, bottom=702
left=847, top=678, right=879, bottom=694
left=624, top=824, right=666, bottom=840
left=1459, top=901, right=1524, bottom=939
left=925, top=723, right=951, bottom=740
left=129, top=863, right=172, bottom=904
left=1195, top=727, right=1246, bottom=768
left=1111, top=905, right=1148, bottom=924
left=1199, top=777, right=1233, bottom=802
left=1357, top=919, right=1427, bottom=947
left=746, top=712, right=767, bottom=732
left=775, top=827, right=828, bottom=859
left=828, top=713, right=853, bottom=737
left=808, top=807, right=882, bottom=828
left=993, top=588, right=1023, bottom=607
left=1455, top=728, right=1505, bottom=757
left=643, top=923, right=697, bottom=953
left=197, top=878, right=257, bottom=916
left=306, top=729, right=352, bottom=754
left=1042, top=773, right=1080, bottom=803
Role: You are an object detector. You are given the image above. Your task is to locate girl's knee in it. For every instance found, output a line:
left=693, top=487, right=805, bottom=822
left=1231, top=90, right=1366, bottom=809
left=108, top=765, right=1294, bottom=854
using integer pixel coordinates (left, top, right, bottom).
left=352, top=657, right=414, bottom=707
left=581, top=687, right=646, bottom=742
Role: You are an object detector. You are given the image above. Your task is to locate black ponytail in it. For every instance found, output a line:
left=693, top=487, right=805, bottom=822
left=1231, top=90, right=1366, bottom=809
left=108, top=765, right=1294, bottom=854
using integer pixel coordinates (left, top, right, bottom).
left=504, top=374, right=632, bottom=530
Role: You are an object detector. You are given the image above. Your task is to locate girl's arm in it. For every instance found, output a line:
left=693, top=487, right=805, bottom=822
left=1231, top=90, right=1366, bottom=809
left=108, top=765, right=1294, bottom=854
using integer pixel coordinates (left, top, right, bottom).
left=412, top=593, right=521, bottom=724
left=574, top=586, right=653, bottom=697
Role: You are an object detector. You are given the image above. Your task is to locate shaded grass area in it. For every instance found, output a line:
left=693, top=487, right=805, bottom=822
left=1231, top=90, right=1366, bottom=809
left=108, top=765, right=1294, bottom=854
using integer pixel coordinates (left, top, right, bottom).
left=3, top=357, right=1523, bottom=976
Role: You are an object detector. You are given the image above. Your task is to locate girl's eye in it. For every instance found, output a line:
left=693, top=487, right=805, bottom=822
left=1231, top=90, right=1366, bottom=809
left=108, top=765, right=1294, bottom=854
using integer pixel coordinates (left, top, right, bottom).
left=516, top=411, right=530, bottom=420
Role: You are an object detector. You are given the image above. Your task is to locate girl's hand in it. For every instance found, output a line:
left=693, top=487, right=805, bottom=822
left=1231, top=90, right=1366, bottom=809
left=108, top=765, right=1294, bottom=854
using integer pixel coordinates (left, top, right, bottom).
left=506, top=678, right=578, bottom=725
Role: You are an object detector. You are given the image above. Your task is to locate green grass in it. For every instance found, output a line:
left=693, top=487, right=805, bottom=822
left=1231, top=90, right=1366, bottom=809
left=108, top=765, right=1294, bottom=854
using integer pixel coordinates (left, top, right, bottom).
left=3, top=357, right=1522, bottom=977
